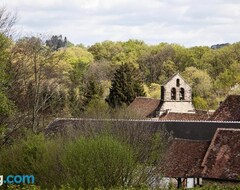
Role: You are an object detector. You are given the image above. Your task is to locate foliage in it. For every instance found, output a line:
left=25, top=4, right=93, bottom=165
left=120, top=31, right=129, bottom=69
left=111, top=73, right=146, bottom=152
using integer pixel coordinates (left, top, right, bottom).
left=0, top=133, right=64, bottom=188
left=106, top=63, right=145, bottom=108
left=8, top=36, right=68, bottom=131
left=0, top=34, right=14, bottom=118
left=61, top=135, right=136, bottom=189
left=0, top=119, right=170, bottom=189
left=193, top=96, right=208, bottom=110
left=144, top=83, right=161, bottom=99
left=182, top=67, right=213, bottom=98
left=46, top=35, right=67, bottom=51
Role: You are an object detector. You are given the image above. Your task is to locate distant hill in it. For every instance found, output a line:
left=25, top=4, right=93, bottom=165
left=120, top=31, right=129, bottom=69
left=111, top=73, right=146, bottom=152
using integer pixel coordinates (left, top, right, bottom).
left=211, top=43, right=230, bottom=49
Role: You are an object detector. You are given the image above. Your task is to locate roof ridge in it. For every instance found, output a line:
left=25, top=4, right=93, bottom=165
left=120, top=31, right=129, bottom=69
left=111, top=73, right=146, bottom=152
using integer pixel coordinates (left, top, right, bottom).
left=174, top=138, right=211, bottom=142
left=135, top=96, right=159, bottom=100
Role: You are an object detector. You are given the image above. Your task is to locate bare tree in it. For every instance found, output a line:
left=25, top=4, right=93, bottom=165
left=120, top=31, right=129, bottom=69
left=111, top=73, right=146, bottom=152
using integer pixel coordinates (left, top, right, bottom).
left=8, top=36, right=67, bottom=133
left=0, top=6, right=17, bottom=36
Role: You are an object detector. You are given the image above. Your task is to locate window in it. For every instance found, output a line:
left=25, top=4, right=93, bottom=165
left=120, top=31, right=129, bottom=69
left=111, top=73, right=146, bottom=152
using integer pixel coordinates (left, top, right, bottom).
left=180, top=88, right=185, bottom=100
left=171, top=88, right=176, bottom=100
left=176, top=79, right=180, bottom=87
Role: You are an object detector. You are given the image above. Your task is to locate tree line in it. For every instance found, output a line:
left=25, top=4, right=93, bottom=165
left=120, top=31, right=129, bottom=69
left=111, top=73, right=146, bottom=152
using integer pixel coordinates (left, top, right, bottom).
left=1, top=6, right=240, bottom=142
left=1, top=6, right=240, bottom=189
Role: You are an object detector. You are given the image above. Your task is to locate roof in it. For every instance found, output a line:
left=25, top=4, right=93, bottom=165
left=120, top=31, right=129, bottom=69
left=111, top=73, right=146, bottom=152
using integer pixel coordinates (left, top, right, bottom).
left=45, top=118, right=240, bottom=140
left=162, top=138, right=210, bottom=178
left=202, top=128, right=240, bottom=180
left=159, top=112, right=209, bottom=121
left=210, top=95, right=240, bottom=121
left=128, top=97, right=160, bottom=118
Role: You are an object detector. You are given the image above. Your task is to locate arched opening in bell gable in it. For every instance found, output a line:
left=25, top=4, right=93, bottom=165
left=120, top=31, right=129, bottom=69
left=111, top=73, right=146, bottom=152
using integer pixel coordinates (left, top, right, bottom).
left=180, top=88, right=185, bottom=100
left=171, top=88, right=176, bottom=100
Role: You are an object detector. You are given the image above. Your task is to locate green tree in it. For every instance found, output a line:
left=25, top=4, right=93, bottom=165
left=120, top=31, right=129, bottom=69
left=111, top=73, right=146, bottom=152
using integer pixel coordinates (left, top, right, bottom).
left=193, top=96, right=208, bottom=110
left=62, top=135, right=135, bottom=189
left=106, top=63, right=145, bottom=108
left=182, top=67, right=212, bottom=98
left=0, top=34, right=14, bottom=119
left=144, top=83, right=161, bottom=99
left=63, top=46, right=94, bottom=115
left=138, top=43, right=175, bottom=83
left=88, top=40, right=123, bottom=61
left=0, top=7, right=17, bottom=119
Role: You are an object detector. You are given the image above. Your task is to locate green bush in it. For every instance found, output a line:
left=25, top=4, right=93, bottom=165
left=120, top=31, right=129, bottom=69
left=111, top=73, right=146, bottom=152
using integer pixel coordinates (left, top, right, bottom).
left=61, top=135, right=136, bottom=189
left=0, top=133, right=64, bottom=188
left=0, top=133, right=136, bottom=189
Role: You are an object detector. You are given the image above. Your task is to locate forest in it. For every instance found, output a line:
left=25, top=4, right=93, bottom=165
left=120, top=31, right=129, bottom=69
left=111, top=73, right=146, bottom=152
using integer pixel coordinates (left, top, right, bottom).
left=2, top=26, right=240, bottom=128
left=0, top=6, right=240, bottom=140
left=1, top=6, right=240, bottom=189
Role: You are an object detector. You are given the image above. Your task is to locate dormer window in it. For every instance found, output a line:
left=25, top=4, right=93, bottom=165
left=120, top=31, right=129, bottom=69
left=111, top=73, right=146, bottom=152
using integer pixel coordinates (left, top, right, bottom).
left=171, top=88, right=176, bottom=100
left=180, top=88, right=185, bottom=100
left=176, top=79, right=180, bottom=87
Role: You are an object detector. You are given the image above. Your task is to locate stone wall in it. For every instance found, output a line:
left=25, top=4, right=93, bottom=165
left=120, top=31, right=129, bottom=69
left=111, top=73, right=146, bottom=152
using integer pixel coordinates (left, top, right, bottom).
left=159, top=101, right=195, bottom=115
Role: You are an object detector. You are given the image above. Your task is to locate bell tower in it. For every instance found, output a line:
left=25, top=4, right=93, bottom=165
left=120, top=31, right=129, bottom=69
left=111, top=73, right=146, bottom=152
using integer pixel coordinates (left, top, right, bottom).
left=159, top=73, right=195, bottom=115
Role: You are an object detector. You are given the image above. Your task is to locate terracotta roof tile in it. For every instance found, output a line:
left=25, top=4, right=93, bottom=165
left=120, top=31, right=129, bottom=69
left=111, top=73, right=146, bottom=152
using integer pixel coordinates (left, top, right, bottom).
left=162, top=138, right=210, bottom=178
left=128, top=97, right=160, bottom=118
left=210, top=95, right=240, bottom=121
left=202, top=128, right=240, bottom=180
left=159, top=112, right=209, bottom=121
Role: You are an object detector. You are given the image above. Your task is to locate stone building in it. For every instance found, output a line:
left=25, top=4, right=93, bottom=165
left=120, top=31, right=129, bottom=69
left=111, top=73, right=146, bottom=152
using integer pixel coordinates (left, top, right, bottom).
left=159, top=73, right=195, bottom=115
left=128, top=73, right=197, bottom=118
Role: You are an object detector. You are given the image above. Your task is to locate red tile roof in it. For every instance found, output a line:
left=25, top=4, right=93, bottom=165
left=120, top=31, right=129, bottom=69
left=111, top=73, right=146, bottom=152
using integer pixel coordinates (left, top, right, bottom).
left=210, top=95, right=240, bottom=121
left=159, top=112, right=209, bottom=121
left=128, top=97, right=160, bottom=118
left=162, top=138, right=210, bottom=178
left=202, top=128, right=240, bottom=180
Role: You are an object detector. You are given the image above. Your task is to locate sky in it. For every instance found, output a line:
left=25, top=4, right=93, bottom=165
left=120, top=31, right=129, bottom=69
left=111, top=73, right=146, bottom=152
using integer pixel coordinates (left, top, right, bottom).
left=2, top=0, right=240, bottom=47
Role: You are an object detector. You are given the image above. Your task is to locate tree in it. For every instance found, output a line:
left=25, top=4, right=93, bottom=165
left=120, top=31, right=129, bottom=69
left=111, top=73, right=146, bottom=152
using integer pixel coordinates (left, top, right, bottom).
left=0, top=7, right=17, bottom=35
left=0, top=7, right=17, bottom=138
left=0, top=34, right=14, bottom=120
left=63, top=46, right=94, bottom=115
left=88, top=40, right=123, bottom=62
left=8, top=36, right=68, bottom=132
left=106, top=63, right=145, bottom=108
left=182, top=67, right=212, bottom=98
left=45, top=35, right=67, bottom=51
left=138, top=43, right=176, bottom=83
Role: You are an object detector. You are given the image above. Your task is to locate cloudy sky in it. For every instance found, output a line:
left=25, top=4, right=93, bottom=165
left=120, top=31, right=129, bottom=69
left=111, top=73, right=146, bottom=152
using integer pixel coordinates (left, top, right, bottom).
left=2, top=0, right=240, bottom=47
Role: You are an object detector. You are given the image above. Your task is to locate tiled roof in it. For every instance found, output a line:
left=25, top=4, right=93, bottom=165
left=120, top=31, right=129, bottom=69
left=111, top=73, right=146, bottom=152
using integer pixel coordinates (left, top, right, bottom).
left=202, top=128, right=240, bottom=180
left=46, top=118, right=240, bottom=140
left=162, top=138, right=210, bottom=178
left=159, top=112, right=209, bottom=121
left=210, top=95, right=240, bottom=121
left=128, top=97, right=160, bottom=118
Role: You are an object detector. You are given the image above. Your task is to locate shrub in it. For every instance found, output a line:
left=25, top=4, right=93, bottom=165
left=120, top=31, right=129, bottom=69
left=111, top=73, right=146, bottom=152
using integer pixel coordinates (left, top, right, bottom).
left=61, top=135, right=136, bottom=189
left=0, top=133, right=64, bottom=188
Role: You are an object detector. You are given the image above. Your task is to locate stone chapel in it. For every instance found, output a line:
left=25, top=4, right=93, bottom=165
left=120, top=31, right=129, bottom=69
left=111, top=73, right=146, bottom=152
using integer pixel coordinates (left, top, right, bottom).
left=128, top=73, right=196, bottom=118
left=159, top=73, right=195, bottom=115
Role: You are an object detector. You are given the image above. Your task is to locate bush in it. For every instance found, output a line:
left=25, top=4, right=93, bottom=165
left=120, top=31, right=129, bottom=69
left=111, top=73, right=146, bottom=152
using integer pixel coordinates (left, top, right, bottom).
left=61, top=135, right=136, bottom=189
left=0, top=133, right=136, bottom=189
left=0, top=133, right=64, bottom=188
